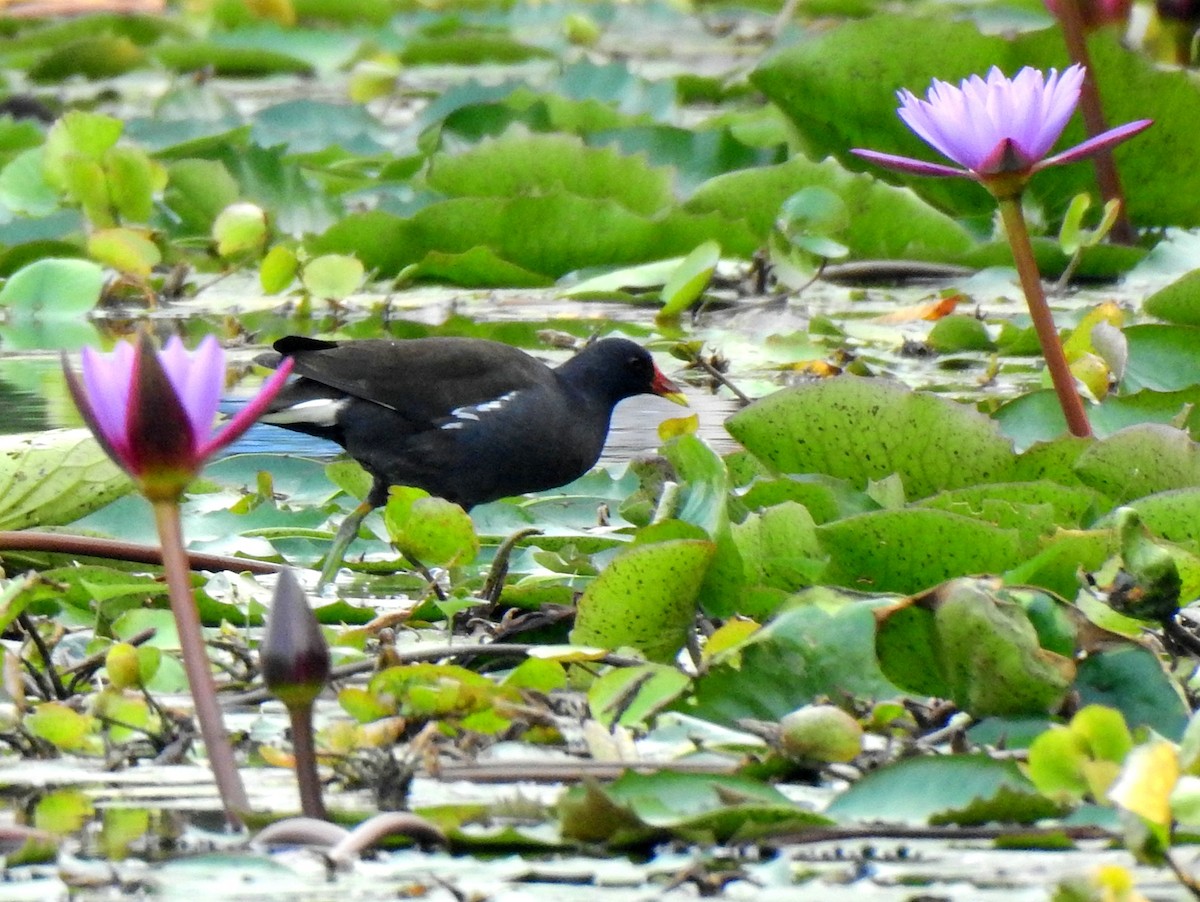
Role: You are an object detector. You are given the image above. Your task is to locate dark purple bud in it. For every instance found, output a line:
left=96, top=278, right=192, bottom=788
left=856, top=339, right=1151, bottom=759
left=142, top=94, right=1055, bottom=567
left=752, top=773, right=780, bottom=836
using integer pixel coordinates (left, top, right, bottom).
left=262, top=569, right=331, bottom=709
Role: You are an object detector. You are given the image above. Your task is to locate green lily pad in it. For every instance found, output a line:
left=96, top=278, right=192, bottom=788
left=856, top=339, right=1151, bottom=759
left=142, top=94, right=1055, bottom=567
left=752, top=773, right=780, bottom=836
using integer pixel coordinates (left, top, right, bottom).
left=570, top=537, right=715, bottom=663
left=826, top=754, right=1059, bottom=825
left=682, top=600, right=900, bottom=725
left=726, top=378, right=1015, bottom=500
left=0, top=259, right=104, bottom=320
left=875, top=578, right=1074, bottom=718
left=819, top=508, right=1024, bottom=594
left=1075, top=424, right=1200, bottom=503
left=0, top=430, right=129, bottom=530
left=560, top=770, right=830, bottom=846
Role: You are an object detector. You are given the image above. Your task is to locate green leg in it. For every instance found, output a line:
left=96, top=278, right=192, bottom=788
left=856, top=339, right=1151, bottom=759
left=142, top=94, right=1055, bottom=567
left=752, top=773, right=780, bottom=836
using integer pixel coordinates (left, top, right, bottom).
left=317, top=500, right=373, bottom=590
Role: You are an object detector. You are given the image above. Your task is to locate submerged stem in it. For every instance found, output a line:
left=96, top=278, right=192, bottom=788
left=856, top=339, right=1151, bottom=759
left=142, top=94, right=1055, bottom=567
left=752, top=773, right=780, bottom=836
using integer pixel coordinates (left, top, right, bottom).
left=153, top=500, right=250, bottom=827
left=996, top=196, right=1093, bottom=439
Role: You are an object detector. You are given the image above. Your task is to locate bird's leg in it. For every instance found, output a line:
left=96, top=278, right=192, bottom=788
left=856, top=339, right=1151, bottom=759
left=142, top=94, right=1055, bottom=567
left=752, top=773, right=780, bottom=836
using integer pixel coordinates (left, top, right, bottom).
left=317, top=500, right=374, bottom=589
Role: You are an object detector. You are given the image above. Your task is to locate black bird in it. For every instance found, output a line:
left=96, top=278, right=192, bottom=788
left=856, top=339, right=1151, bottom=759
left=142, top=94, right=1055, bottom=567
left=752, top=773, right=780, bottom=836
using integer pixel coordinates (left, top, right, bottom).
left=257, top=335, right=687, bottom=584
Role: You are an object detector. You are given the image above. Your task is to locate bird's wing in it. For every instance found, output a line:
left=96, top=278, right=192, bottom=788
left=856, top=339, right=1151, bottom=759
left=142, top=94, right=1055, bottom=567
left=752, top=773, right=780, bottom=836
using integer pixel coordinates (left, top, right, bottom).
left=280, top=338, right=556, bottom=425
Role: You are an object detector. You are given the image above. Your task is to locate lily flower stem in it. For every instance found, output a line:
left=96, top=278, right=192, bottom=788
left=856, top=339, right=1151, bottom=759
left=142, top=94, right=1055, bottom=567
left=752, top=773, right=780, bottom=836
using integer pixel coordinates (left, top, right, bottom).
left=1052, top=0, right=1136, bottom=244
left=153, top=500, right=250, bottom=827
left=996, top=195, right=1093, bottom=438
left=286, top=703, right=327, bottom=820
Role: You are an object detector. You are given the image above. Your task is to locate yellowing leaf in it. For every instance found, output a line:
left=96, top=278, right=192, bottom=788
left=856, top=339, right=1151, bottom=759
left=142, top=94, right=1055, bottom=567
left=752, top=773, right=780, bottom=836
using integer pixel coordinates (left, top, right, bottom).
left=1108, top=740, right=1179, bottom=826
left=703, top=617, right=759, bottom=660
left=658, top=413, right=698, bottom=441
left=87, top=227, right=161, bottom=277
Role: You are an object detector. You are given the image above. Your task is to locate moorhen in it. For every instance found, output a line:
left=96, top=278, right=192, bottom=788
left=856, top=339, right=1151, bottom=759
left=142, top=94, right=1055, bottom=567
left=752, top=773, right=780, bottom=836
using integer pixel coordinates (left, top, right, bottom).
left=256, top=335, right=687, bottom=584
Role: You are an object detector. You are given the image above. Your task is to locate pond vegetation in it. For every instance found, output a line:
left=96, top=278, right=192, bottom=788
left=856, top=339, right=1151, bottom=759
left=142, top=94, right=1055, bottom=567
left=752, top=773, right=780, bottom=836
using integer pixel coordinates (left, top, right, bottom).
left=4, top=0, right=1200, bottom=898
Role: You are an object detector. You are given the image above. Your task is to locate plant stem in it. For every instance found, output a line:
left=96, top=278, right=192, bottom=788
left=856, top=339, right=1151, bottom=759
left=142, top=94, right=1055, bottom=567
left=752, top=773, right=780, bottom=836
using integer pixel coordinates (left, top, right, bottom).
left=153, top=500, right=250, bottom=827
left=287, top=703, right=327, bottom=820
left=1052, top=0, right=1136, bottom=245
left=996, top=196, right=1092, bottom=438
left=0, top=530, right=282, bottom=574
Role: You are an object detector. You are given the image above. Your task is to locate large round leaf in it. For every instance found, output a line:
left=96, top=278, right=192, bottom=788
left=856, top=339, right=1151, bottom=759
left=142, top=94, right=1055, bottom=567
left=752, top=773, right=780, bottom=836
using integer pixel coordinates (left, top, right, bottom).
left=571, top=538, right=714, bottom=663
left=726, top=378, right=1015, bottom=500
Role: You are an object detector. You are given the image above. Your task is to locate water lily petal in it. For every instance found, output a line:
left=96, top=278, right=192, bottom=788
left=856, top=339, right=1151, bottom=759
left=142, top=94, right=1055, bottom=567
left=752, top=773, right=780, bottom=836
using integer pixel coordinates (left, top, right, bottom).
left=159, top=335, right=225, bottom=444
left=1038, top=118, right=1154, bottom=169
left=61, top=354, right=132, bottom=471
left=198, top=358, right=294, bottom=460
left=898, top=85, right=988, bottom=170
left=1025, top=66, right=1084, bottom=160
left=126, top=333, right=198, bottom=486
left=850, top=148, right=968, bottom=179
left=79, top=342, right=136, bottom=460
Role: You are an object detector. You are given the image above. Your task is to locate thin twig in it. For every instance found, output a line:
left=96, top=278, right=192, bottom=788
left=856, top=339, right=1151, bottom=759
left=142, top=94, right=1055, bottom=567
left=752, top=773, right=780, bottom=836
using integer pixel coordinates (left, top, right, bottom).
left=679, top=348, right=752, bottom=406
left=1166, top=848, right=1200, bottom=900
left=228, top=643, right=646, bottom=705
left=402, top=553, right=447, bottom=602
left=764, top=823, right=1116, bottom=847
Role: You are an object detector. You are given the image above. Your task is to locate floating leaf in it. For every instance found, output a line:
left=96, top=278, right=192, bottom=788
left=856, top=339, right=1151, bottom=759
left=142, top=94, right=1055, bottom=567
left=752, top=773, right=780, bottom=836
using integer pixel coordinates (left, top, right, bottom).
left=685, top=154, right=974, bottom=260
left=383, top=486, right=478, bottom=568
left=87, top=227, right=161, bottom=278
left=726, top=378, right=1015, bottom=500
left=0, top=430, right=129, bottom=530
left=571, top=538, right=714, bottom=663
left=820, top=508, right=1024, bottom=594
left=0, top=259, right=104, bottom=320
left=1075, top=424, right=1200, bottom=503
left=589, top=664, right=690, bottom=728
left=658, top=240, right=719, bottom=321
left=682, top=600, right=900, bottom=726
left=425, top=131, right=673, bottom=216
left=560, top=770, right=829, bottom=846
left=875, top=579, right=1074, bottom=718
left=301, top=253, right=364, bottom=300
left=827, top=754, right=1057, bottom=825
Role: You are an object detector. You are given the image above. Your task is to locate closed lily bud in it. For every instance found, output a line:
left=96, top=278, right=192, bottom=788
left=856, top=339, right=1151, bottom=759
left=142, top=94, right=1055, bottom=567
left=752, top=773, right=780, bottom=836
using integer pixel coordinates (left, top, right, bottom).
left=261, top=569, right=331, bottom=710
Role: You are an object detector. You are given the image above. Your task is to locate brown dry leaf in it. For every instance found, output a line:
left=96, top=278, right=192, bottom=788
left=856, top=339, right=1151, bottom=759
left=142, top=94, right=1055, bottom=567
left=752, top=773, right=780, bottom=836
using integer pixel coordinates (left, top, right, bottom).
left=873, top=293, right=962, bottom=323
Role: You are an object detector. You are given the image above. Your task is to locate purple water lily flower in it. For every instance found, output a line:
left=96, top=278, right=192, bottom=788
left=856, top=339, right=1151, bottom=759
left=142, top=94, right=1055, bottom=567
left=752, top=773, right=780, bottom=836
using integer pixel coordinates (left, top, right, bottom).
left=64, top=333, right=293, bottom=501
left=852, top=65, right=1151, bottom=194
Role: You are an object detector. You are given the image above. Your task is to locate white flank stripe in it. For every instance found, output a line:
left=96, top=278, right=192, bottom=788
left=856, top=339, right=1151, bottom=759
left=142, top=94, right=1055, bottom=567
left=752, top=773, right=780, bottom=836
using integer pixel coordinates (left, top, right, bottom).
left=262, top=398, right=348, bottom=427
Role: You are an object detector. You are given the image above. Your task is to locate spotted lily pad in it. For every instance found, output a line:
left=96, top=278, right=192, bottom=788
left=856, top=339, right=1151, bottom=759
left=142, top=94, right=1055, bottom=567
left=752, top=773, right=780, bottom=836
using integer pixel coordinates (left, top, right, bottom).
left=726, top=378, right=1015, bottom=500
left=875, top=578, right=1074, bottom=718
left=570, top=538, right=715, bottom=663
